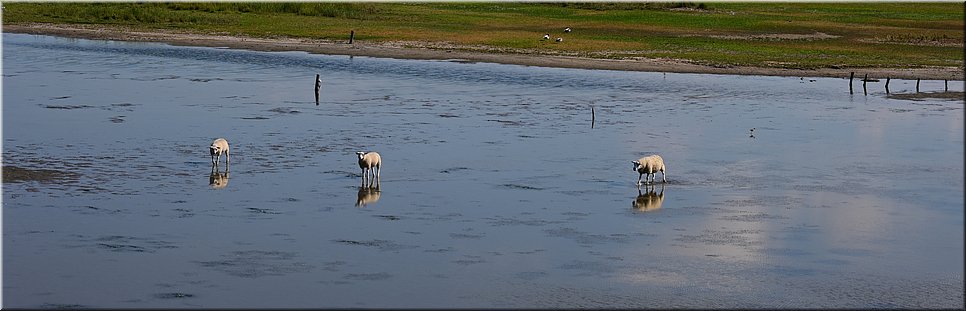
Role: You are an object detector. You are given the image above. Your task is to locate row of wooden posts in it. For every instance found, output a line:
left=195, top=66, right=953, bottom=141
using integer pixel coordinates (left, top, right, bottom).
left=849, top=72, right=950, bottom=95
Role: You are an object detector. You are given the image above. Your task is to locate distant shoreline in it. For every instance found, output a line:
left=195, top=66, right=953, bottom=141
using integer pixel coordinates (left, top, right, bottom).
left=5, top=23, right=964, bottom=81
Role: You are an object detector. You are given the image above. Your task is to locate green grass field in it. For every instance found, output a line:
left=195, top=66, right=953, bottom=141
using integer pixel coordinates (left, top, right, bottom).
left=4, top=2, right=963, bottom=69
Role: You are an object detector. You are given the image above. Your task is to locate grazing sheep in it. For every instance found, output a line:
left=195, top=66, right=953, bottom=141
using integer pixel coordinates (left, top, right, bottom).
left=632, top=154, right=666, bottom=185
left=355, top=184, right=381, bottom=207
left=356, top=151, right=382, bottom=182
left=633, top=183, right=664, bottom=212
left=209, top=138, right=230, bottom=166
left=564, top=27, right=572, bottom=33
left=555, top=37, right=563, bottom=42
left=542, top=34, right=550, bottom=40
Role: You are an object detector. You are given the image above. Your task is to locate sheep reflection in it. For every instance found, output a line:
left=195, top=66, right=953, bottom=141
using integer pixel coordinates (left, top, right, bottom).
left=209, top=166, right=229, bottom=190
left=355, top=180, right=381, bottom=207
left=632, top=183, right=664, bottom=212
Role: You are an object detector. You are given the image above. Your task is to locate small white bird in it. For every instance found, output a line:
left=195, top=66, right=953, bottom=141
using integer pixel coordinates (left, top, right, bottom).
left=542, top=34, right=550, bottom=40
left=564, top=27, right=572, bottom=33
left=555, top=37, right=563, bottom=42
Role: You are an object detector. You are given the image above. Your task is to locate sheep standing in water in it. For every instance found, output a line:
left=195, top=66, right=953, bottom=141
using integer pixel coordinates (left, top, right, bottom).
left=632, top=154, right=666, bottom=186
left=209, top=138, right=230, bottom=166
left=356, top=151, right=382, bottom=183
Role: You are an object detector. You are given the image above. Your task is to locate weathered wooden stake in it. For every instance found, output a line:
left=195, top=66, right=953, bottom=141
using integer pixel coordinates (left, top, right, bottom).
left=916, top=79, right=920, bottom=92
left=885, top=77, right=890, bottom=94
left=314, top=74, right=321, bottom=105
left=849, top=72, right=854, bottom=94
left=863, top=73, right=868, bottom=95
left=349, top=30, right=355, bottom=44
left=945, top=79, right=948, bottom=92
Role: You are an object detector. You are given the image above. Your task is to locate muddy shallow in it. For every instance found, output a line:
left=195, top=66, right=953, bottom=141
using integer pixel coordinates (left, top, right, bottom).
left=3, top=33, right=964, bottom=308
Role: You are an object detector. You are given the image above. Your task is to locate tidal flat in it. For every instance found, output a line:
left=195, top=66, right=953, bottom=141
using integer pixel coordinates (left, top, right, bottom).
left=3, top=33, right=963, bottom=308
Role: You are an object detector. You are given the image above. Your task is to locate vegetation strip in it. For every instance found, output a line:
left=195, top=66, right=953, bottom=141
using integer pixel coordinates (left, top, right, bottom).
left=3, top=3, right=963, bottom=79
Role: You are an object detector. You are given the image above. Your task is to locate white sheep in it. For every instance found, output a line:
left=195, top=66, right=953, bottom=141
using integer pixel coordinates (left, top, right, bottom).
left=632, top=154, right=666, bottom=185
left=356, top=151, right=381, bottom=182
left=209, top=138, right=230, bottom=166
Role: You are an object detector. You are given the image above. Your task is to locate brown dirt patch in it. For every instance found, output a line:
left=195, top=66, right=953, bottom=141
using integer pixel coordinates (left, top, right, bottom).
left=705, top=32, right=841, bottom=41
left=3, top=165, right=80, bottom=184
left=887, top=91, right=965, bottom=101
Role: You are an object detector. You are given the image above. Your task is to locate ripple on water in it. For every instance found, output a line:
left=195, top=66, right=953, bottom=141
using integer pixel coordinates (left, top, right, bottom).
left=195, top=250, right=313, bottom=278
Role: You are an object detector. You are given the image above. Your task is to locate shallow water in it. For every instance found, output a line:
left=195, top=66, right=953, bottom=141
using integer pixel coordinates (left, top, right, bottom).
left=3, top=33, right=964, bottom=308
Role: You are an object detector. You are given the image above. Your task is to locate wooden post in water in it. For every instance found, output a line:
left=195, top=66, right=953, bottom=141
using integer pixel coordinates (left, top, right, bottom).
left=349, top=30, right=355, bottom=44
left=849, top=72, right=854, bottom=94
left=314, top=74, right=321, bottom=105
left=945, top=79, right=948, bottom=92
left=885, top=77, right=890, bottom=94
left=590, top=104, right=596, bottom=129
left=916, top=79, right=920, bottom=92
left=863, top=73, right=868, bottom=95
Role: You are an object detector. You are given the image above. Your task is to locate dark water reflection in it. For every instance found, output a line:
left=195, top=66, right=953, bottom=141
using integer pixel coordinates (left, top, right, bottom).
left=208, top=167, right=229, bottom=190
left=633, top=183, right=665, bottom=212
left=356, top=182, right=381, bottom=208
left=3, top=33, right=964, bottom=308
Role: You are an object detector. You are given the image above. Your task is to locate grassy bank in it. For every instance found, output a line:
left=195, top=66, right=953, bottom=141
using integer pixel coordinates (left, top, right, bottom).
left=3, top=2, right=963, bottom=70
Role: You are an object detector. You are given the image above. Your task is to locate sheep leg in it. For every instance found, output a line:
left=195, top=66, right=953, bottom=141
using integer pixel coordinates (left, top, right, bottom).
left=376, top=165, right=381, bottom=182
left=226, top=149, right=230, bottom=165
left=637, top=173, right=643, bottom=186
left=661, top=170, right=667, bottom=183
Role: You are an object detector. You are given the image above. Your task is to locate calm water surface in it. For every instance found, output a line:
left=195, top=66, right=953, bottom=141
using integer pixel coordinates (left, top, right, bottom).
left=3, top=33, right=964, bottom=308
